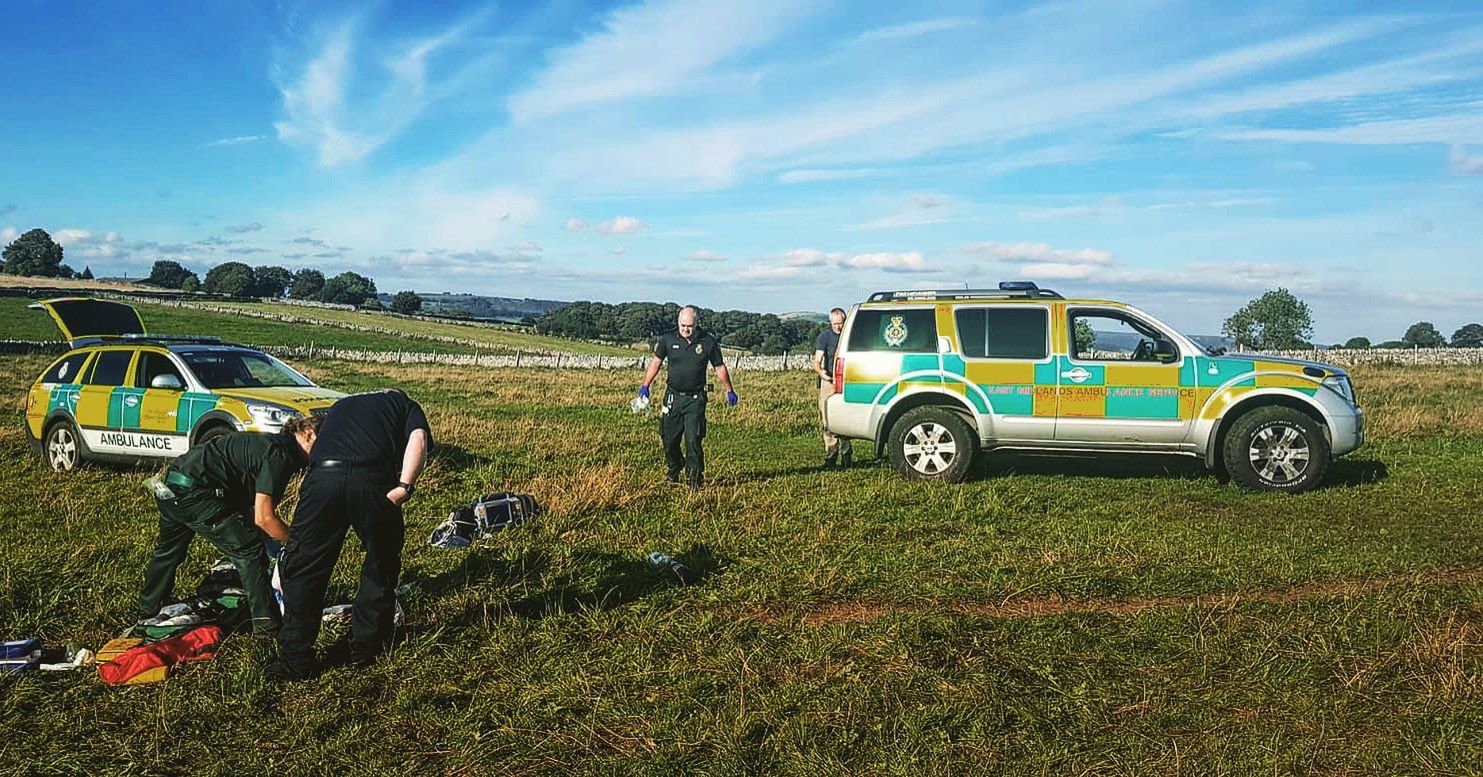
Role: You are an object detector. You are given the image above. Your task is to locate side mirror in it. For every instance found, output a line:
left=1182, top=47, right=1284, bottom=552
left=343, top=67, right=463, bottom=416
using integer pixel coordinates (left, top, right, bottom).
left=937, top=336, right=953, bottom=354
left=151, top=374, right=183, bottom=390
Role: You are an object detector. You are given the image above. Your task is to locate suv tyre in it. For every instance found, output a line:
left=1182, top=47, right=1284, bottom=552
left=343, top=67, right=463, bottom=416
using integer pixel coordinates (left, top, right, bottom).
left=1223, top=406, right=1330, bottom=493
left=888, top=406, right=976, bottom=482
left=44, top=419, right=84, bottom=471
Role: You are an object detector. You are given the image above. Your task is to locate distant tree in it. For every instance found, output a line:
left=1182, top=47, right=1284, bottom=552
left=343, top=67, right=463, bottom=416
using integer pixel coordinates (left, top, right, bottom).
left=389, top=291, right=423, bottom=315
left=145, top=260, right=196, bottom=289
left=1448, top=323, right=1483, bottom=348
left=1376, top=340, right=1406, bottom=349
left=181, top=275, right=200, bottom=293
left=1221, top=288, right=1314, bottom=351
left=317, top=271, right=377, bottom=306
left=1401, top=321, right=1445, bottom=348
left=289, top=268, right=325, bottom=300
left=252, top=265, right=293, bottom=298
left=79, top=266, right=94, bottom=280
left=1073, top=319, right=1097, bottom=355
left=202, top=261, right=256, bottom=297
left=1342, top=336, right=1371, bottom=349
left=2, top=228, right=66, bottom=277
left=57, top=263, right=77, bottom=279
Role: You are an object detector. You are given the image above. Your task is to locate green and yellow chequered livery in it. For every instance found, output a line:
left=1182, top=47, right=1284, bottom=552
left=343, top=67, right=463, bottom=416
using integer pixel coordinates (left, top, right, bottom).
left=824, top=284, right=1363, bottom=493
left=23, top=298, right=343, bottom=471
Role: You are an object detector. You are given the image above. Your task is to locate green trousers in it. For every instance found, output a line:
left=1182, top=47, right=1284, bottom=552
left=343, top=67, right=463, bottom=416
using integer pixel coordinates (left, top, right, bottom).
left=138, top=490, right=278, bottom=634
left=660, top=390, right=708, bottom=486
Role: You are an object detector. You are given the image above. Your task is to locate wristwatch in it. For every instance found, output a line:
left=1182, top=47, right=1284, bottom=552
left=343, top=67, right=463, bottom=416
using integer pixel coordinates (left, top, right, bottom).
left=397, top=481, right=416, bottom=498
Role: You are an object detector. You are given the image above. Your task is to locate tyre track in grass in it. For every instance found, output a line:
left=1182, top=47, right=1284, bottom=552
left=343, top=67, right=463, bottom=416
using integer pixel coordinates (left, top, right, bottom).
left=716, top=568, right=1483, bottom=625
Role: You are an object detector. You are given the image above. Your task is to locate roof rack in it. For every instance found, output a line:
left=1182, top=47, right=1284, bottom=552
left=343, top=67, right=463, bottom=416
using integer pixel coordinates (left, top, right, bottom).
left=867, top=281, right=1064, bottom=303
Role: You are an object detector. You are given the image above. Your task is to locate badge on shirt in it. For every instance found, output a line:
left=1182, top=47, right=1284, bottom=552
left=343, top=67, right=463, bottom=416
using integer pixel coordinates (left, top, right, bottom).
left=694, top=343, right=703, bottom=354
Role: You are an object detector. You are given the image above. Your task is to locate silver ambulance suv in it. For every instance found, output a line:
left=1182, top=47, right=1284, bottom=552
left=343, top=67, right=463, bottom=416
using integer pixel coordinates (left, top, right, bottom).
left=823, top=283, right=1364, bottom=492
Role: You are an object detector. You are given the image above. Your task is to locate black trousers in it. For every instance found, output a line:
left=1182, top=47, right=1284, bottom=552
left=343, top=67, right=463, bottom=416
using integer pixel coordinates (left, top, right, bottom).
left=660, top=390, right=707, bottom=486
left=277, top=466, right=404, bottom=669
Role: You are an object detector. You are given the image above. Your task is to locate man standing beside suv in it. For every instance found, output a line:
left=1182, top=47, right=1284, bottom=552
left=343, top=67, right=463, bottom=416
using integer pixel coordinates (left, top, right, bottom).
left=813, top=307, right=852, bottom=469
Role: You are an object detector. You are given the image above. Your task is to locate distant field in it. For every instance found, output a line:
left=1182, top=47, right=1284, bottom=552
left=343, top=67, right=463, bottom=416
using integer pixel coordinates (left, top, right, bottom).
left=180, top=300, right=642, bottom=356
left=2, top=354, right=1479, bottom=774
left=0, top=297, right=640, bottom=356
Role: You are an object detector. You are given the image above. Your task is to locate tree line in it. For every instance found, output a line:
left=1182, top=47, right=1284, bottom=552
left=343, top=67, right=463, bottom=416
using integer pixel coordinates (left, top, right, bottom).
left=0, top=227, right=429, bottom=312
left=1221, top=288, right=1482, bottom=350
left=534, top=301, right=826, bottom=355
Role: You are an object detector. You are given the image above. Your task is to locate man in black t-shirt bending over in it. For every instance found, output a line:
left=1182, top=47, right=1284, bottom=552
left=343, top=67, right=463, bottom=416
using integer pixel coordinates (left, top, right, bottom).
left=268, top=388, right=430, bottom=681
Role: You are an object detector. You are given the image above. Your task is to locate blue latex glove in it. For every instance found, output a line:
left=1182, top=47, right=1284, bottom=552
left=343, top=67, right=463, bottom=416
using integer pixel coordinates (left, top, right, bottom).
left=638, top=385, right=651, bottom=399
left=726, top=390, right=738, bottom=407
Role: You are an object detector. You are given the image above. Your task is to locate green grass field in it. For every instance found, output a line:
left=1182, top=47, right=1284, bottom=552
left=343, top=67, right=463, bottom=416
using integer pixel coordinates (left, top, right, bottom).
left=1, top=352, right=1480, bottom=774
left=0, top=297, right=639, bottom=356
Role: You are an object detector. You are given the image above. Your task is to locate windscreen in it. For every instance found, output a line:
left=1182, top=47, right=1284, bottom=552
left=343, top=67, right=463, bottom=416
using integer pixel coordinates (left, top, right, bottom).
left=179, top=350, right=313, bottom=389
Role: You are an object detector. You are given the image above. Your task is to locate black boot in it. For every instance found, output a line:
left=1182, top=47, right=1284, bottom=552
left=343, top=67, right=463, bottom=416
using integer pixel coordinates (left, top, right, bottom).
left=840, top=450, right=852, bottom=468
left=823, top=454, right=837, bottom=470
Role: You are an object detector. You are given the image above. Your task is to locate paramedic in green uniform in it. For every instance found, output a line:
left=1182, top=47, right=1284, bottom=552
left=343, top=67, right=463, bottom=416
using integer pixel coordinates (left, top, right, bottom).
left=638, top=305, right=737, bottom=490
left=135, top=415, right=320, bottom=635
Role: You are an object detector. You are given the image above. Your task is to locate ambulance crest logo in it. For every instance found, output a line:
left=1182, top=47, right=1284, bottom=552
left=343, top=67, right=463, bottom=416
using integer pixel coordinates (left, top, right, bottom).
left=694, top=343, right=704, bottom=354
left=883, top=315, right=909, bottom=347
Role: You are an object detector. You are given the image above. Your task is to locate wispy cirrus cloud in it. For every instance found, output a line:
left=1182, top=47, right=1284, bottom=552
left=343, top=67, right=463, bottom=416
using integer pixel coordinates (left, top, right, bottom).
left=204, top=135, right=264, bottom=148
left=272, top=7, right=496, bottom=166
left=852, top=17, right=978, bottom=45
left=507, top=0, right=816, bottom=122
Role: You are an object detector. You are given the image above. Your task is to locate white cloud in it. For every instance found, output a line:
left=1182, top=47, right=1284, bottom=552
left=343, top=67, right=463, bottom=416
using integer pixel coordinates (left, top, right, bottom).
left=684, top=250, right=728, bottom=262
left=1450, top=145, right=1483, bottom=174
left=964, top=241, right=1115, bottom=266
left=610, top=245, right=627, bottom=255
left=853, top=17, right=978, bottom=45
left=205, top=135, right=265, bottom=148
left=851, top=194, right=956, bottom=230
left=564, top=218, right=589, bottom=233
left=52, top=228, right=93, bottom=246
left=507, top=0, right=815, bottom=122
left=597, top=216, right=647, bottom=236
left=1, top=227, right=18, bottom=244
left=778, top=167, right=882, bottom=184
left=1019, top=197, right=1124, bottom=222
left=1217, top=112, right=1483, bottom=145
left=227, top=222, right=265, bottom=233
left=747, top=247, right=935, bottom=277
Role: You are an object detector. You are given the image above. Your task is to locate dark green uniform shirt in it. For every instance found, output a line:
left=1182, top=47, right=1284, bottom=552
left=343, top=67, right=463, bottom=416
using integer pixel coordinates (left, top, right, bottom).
left=170, top=431, right=300, bottom=511
left=655, top=329, right=724, bottom=392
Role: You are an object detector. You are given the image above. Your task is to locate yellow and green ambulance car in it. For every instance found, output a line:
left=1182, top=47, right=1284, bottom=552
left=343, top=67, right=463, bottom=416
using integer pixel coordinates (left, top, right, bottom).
left=824, top=283, right=1364, bottom=492
left=24, top=298, right=344, bottom=471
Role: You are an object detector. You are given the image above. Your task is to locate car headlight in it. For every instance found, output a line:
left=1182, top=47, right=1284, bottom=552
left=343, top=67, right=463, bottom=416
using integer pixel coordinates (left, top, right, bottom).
left=246, top=403, right=297, bottom=427
left=1323, top=375, right=1355, bottom=404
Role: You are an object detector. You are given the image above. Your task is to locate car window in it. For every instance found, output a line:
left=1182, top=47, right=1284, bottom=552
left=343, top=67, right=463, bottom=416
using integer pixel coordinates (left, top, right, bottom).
left=955, top=307, right=1048, bottom=359
left=41, top=353, right=90, bottom=384
left=1069, top=310, right=1178, bottom=363
left=137, top=352, right=186, bottom=390
left=847, top=308, right=938, bottom=353
left=180, top=350, right=313, bottom=389
left=85, top=350, right=135, bottom=386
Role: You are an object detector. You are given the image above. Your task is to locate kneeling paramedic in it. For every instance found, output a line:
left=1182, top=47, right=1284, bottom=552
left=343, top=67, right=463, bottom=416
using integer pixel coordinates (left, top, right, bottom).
left=137, top=415, right=321, bottom=635
left=269, top=388, right=429, bottom=680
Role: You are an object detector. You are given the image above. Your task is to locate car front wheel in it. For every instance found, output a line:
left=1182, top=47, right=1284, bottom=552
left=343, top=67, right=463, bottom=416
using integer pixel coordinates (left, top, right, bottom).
left=44, top=420, right=83, bottom=471
left=1222, top=406, right=1330, bottom=493
left=887, top=406, right=976, bottom=482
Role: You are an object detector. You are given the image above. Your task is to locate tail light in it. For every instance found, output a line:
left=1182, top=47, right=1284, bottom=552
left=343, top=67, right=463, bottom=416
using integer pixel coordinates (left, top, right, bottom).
left=833, top=356, right=845, bottom=394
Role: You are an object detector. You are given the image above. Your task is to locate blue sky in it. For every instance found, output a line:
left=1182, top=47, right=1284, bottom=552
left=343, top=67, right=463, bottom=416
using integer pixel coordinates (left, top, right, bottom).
left=2, top=0, right=1480, bottom=342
